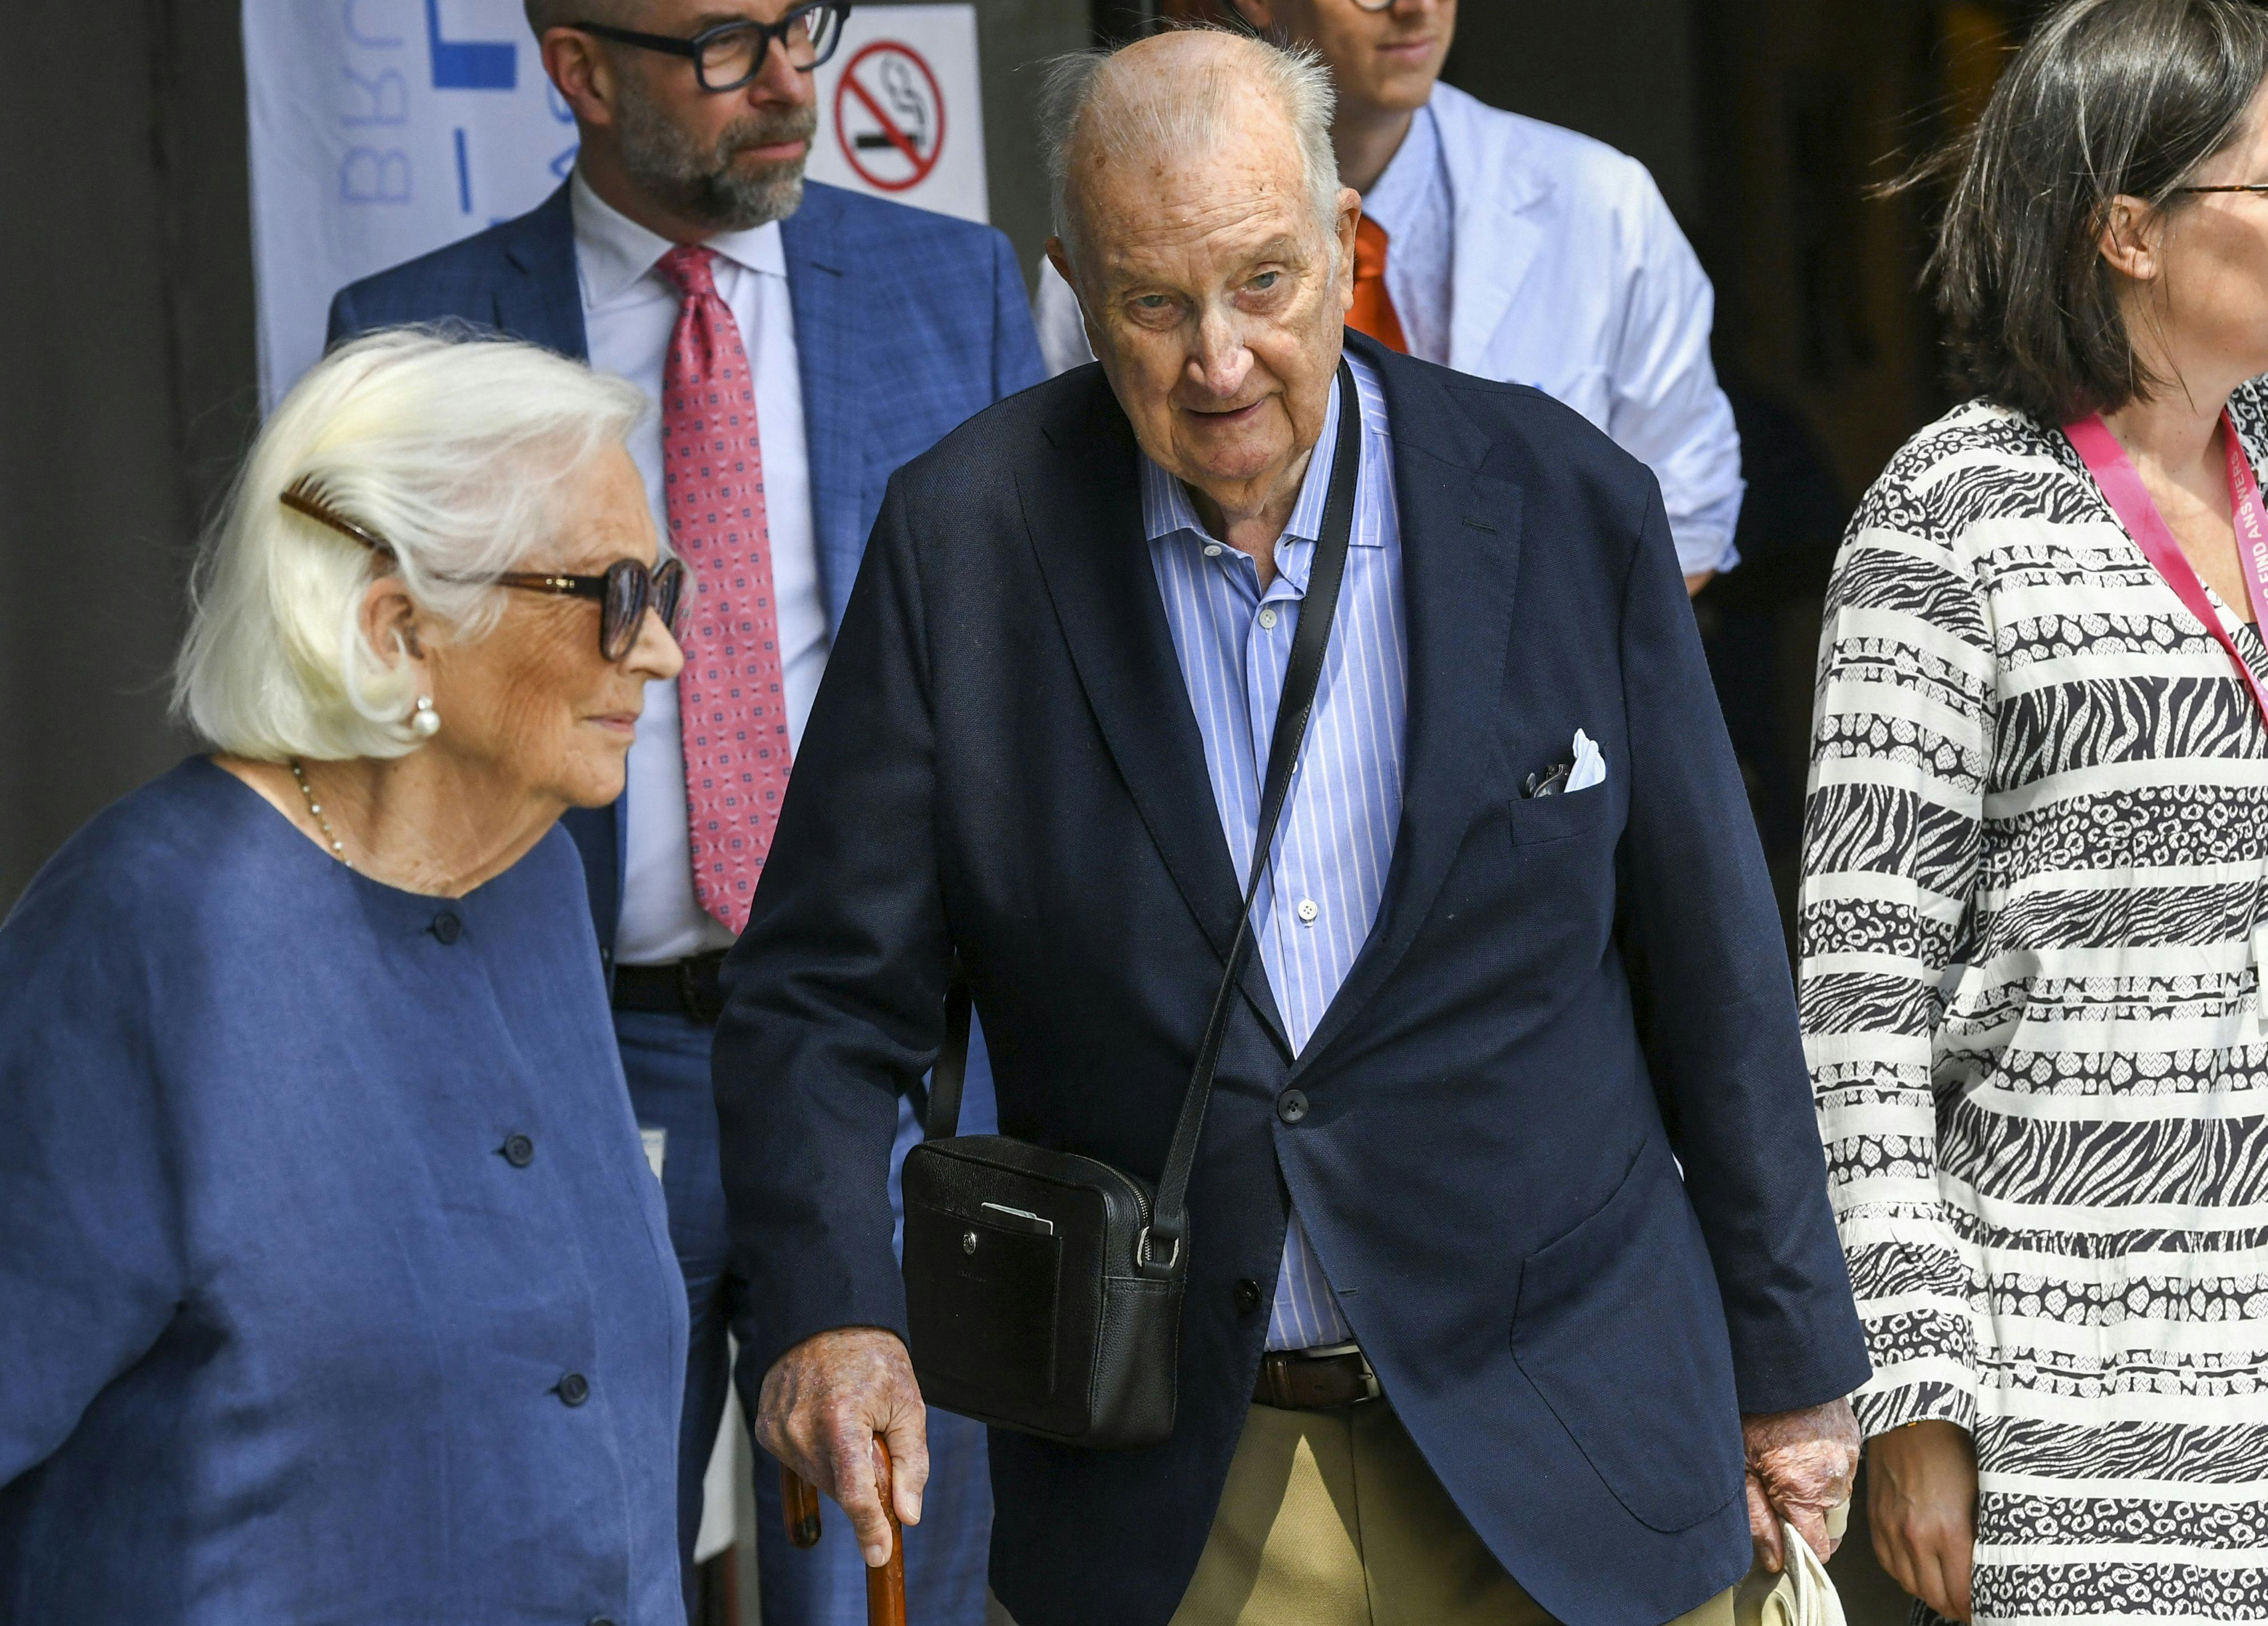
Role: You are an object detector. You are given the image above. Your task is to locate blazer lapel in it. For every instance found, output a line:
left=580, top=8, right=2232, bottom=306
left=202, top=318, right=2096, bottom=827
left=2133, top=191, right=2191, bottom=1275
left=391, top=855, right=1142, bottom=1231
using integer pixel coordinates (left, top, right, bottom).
left=495, top=182, right=590, bottom=362
left=1018, top=374, right=1290, bottom=1056
left=1431, top=86, right=1554, bottom=375
left=781, top=189, right=866, bottom=634
left=1294, top=340, right=1523, bottom=1071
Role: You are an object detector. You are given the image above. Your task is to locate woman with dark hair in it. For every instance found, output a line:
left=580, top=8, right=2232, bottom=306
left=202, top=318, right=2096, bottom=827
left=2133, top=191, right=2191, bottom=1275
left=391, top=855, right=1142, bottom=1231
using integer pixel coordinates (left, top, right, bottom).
left=1800, top=1, right=2268, bottom=1621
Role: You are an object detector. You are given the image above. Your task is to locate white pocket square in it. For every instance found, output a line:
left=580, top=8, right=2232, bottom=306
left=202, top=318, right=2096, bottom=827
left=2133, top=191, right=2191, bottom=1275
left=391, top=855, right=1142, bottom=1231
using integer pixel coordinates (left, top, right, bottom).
left=1567, top=729, right=1606, bottom=793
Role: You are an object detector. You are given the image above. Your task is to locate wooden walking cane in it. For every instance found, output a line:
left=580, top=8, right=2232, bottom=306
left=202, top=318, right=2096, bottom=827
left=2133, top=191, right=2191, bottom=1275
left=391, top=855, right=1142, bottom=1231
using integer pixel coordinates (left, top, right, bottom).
left=781, top=1439, right=907, bottom=1626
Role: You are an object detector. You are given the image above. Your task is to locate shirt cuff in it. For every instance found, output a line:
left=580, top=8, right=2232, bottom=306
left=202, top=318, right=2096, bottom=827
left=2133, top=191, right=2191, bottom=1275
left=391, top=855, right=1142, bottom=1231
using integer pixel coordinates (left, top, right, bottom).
left=1668, top=485, right=1745, bottom=576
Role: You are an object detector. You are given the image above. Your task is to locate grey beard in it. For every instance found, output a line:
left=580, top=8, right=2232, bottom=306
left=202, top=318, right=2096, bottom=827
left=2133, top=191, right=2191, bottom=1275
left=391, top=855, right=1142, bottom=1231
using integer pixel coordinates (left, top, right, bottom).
left=614, top=79, right=818, bottom=232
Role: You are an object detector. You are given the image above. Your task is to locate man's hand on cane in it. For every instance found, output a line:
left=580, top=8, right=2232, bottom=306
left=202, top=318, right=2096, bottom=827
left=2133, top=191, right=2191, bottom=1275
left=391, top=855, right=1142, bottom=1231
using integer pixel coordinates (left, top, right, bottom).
left=1742, top=1397, right=1862, bottom=1572
left=757, top=1327, right=930, bottom=1569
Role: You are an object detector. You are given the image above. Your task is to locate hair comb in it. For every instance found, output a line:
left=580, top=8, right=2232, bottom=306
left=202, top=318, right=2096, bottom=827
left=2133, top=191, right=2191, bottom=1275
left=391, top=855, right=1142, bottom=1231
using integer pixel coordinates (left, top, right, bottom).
left=280, top=475, right=396, bottom=558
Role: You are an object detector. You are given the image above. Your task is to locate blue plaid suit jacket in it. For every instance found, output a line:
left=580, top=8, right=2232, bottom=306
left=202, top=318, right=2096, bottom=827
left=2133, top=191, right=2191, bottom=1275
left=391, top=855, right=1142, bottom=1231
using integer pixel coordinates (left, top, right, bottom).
left=328, top=180, right=1046, bottom=949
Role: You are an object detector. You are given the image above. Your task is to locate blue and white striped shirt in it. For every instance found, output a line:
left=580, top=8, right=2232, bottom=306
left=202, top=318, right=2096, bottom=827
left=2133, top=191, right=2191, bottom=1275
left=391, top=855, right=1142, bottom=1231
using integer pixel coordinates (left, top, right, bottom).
left=1141, top=357, right=1407, bottom=1351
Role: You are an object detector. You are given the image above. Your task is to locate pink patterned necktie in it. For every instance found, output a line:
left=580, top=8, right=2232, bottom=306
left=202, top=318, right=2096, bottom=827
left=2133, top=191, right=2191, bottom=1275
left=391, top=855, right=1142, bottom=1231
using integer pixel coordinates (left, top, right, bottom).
left=657, top=243, right=790, bottom=934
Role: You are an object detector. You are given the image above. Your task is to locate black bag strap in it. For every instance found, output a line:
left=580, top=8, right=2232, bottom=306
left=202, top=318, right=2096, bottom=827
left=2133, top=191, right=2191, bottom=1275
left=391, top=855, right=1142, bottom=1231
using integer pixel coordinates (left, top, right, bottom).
left=929, top=360, right=1365, bottom=1276
left=926, top=953, right=974, bottom=1137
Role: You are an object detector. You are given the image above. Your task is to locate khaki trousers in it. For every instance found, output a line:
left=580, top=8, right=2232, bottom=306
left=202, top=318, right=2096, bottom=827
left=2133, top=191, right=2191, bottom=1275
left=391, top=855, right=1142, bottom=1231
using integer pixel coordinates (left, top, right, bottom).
left=1165, top=1402, right=1750, bottom=1626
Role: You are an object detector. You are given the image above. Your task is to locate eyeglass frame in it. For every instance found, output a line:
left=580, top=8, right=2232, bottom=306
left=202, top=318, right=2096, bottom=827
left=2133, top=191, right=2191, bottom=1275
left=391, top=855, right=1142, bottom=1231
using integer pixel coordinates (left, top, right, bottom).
left=2173, top=184, right=2268, bottom=196
left=570, top=3, right=851, bottom=92
left=279, top=479, right=687, bottom=665
left=488, top=562, right=689, bottom=663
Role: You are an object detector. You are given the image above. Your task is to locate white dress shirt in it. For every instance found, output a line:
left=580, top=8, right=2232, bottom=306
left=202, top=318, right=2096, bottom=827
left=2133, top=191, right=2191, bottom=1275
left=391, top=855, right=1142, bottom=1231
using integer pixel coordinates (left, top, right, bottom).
left=1033, top=82, right=1745, bottom=575
left=571, top=172, right=829, bottom=965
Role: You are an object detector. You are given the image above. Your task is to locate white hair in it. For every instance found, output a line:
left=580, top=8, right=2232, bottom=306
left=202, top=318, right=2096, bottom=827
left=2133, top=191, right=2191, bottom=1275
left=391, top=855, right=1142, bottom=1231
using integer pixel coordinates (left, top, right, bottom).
left=1039, top=27, right=1341, bottom=275
left=174, top=326, right=648, bottom=762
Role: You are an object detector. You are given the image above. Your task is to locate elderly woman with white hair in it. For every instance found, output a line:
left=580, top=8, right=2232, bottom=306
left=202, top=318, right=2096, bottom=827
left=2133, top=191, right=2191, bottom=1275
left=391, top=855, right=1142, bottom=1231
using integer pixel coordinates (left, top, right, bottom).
left=0, top=329, right=691, bottom=1624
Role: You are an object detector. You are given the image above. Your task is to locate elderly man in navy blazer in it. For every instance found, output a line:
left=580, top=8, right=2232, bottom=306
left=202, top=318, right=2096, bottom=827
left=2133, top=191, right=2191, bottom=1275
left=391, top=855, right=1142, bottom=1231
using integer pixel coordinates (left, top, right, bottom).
left=717, top=27, right=1869, bottom=1626
left=329, top=3, right=1042, bottom=1621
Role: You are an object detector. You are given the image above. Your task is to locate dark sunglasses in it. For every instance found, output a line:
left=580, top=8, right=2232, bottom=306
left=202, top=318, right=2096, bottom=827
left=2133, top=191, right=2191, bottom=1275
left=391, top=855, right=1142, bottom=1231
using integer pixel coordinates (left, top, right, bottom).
left=572, top=3, right=850, bottom=93
left=280, top=478, right=687, bottom=664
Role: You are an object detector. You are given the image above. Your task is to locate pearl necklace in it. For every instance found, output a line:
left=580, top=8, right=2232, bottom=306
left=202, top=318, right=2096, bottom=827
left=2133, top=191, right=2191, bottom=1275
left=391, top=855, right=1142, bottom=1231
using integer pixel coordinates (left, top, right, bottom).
left=288, top=760, right=352, bottom=869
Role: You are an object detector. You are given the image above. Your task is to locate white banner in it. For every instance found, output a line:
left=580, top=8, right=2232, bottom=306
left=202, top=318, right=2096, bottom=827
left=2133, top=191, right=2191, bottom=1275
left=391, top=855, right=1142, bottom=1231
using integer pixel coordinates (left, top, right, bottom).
left=244, top=1, right=986, bottom=408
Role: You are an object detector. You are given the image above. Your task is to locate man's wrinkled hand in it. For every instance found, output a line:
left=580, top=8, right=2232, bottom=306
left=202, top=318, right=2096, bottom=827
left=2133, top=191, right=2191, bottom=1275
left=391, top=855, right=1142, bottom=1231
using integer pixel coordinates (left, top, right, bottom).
left=755, top=1327, right=929, bottom=1568
left=1742, top=1397, right=1861, bottom=1573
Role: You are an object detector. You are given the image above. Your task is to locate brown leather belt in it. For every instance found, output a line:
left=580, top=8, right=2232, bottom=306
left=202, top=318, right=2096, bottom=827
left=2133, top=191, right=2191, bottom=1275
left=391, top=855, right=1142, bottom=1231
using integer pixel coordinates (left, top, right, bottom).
left=1253, top=1342, right=1382, bottom=1410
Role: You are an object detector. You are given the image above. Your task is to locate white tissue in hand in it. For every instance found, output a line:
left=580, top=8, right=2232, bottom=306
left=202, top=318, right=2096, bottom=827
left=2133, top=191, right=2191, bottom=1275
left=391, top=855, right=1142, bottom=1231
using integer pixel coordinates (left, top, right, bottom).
left=1567, top=729, right=1605, bottom=793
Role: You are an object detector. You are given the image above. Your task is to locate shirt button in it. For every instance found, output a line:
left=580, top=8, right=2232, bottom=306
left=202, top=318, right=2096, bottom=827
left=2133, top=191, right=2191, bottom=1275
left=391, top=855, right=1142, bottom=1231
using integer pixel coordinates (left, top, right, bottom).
left=1296, top=899, right=1319, bottom=925
left=1277, top=1089, right=1309, bottom=1125
left=1202, top=543, right=1222, bottom=558
left=1234, top=1278, right=1264, bottom=1314
left=431, top=911, right=462, bottom=945
left=502, top=1133, right=535, bottom=1168
left=1258, top=608, right=1279, bottom=630
left=558, top=1372, right=591, bottom=1407
left=589, top=1617, right=618, bottom=1626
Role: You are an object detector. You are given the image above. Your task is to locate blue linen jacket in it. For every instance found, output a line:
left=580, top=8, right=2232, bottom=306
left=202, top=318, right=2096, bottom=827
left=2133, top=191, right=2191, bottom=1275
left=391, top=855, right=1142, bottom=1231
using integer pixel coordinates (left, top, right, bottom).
left=0, top=761, right=688, bottom=1624
left=326, top=179, right=1047, bottom=952
left=711, top=333, right=1872, bottom=1626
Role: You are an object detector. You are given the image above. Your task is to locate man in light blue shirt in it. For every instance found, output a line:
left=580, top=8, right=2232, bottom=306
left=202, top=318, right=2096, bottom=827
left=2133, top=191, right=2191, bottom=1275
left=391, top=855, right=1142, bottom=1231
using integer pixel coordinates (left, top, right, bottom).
left=737, top=27, right=1863, bottom=1626
left=1143, top=360, right=1406, bottom=1351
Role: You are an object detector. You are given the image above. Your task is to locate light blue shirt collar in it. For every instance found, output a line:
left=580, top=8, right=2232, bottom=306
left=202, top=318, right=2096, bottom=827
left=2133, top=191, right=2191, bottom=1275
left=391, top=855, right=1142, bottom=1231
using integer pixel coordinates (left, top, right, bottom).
left=1136, top=369, right=1377, bottom=600
left=570, top=168, right=788, bottom=310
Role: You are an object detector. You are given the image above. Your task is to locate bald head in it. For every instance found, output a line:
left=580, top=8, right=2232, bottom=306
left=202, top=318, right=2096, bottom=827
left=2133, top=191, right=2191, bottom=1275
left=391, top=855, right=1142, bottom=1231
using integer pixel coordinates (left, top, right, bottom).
left=1036, top=27, right=1359, bottom=565
left=524, top=0, right=635, bottom=34
left=1039, top=29, right=1339, bottom=275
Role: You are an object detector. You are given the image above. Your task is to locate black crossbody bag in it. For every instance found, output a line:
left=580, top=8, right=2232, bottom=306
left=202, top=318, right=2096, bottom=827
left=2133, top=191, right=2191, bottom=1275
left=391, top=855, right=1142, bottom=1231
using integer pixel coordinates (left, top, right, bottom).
left=898, top=362, right=1361, bottom=1450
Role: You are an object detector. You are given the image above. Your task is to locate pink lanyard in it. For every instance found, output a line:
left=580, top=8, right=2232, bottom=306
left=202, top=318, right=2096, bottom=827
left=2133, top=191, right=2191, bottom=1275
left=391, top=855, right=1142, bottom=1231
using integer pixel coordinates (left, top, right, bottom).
left=2066, top=411, right=2268, bottom=733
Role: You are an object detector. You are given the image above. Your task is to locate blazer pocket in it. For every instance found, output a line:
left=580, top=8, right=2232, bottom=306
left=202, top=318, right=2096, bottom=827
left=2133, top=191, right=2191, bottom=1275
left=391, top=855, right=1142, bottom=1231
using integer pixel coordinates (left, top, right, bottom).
left=1507, top=786, right=1611, bottom=848
left=1509, top=1148, right=1746, bottom=1534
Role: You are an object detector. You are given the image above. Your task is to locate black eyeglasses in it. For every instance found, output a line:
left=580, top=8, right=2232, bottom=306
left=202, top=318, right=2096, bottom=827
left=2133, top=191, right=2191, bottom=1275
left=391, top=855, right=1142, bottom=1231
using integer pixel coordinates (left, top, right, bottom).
left=573, top=3, right=850, bottom=92
left=2175, top=184, right=2268, bottom=196
left=491, top=560, right=689, bottom=663
left=280, top=478, right=687, bottom=664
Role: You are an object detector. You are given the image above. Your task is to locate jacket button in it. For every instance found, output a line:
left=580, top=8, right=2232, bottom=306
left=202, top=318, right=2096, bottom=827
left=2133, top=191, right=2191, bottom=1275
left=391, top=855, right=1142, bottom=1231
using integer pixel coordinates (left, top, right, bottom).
left=1277, top=1089, right=1308, bottom=1125
left=502, top=1133, right=535, bottom=1168
left=431, top=911, right=462, bottom=945
left=558, top=1372, right=591, bottom=1407
left=1234, top=1278, right=1264, bottom=1314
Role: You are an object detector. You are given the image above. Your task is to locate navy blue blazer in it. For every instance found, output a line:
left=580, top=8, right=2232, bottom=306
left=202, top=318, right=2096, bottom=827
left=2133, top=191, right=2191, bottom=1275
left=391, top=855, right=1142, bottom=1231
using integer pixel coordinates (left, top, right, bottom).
left=712, top=334, right=1871, bottom=1626
left=328, top=180, right=1047, bottom=949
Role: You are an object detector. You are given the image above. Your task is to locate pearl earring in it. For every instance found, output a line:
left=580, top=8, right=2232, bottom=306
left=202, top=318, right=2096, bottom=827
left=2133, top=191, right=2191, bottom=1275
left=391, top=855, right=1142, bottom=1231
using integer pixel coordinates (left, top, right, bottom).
left=410, top=695, right=441, bottom=738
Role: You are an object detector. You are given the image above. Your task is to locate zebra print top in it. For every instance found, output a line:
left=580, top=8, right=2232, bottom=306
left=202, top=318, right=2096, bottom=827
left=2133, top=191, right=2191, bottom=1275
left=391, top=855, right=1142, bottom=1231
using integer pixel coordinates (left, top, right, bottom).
left=1800, top=388, right=2268, bottom=1623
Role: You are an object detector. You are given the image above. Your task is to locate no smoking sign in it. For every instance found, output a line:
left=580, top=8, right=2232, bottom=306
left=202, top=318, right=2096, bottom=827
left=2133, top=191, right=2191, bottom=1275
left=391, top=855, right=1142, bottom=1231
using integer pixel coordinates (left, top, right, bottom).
left=834, top=41, right=945, bottom=192
left=808, top=3, right=987, bottom=224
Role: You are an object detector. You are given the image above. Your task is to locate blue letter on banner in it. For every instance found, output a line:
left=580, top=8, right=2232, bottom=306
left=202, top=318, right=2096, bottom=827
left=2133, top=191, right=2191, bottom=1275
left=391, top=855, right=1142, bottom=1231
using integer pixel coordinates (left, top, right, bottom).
left=425, top=0, right=515, bottom=90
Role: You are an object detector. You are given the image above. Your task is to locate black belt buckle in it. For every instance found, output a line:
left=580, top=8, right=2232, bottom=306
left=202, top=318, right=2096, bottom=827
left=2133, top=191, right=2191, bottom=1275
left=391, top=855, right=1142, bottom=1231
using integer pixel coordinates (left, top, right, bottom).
left=1257, top=1341, right=1382, bottom=1410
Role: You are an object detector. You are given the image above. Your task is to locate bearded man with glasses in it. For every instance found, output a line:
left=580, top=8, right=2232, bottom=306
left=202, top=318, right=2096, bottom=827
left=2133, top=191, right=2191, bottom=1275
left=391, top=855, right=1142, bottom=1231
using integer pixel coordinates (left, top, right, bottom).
left=328, top=4, right=1044, bottom=1622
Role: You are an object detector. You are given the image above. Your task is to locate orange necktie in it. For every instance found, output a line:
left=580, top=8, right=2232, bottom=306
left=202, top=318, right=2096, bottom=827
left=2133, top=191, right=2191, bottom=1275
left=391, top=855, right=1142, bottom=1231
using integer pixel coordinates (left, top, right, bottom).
left=1348, top=215, right=1409, bottom=353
